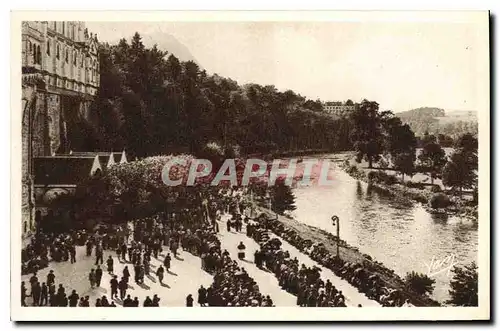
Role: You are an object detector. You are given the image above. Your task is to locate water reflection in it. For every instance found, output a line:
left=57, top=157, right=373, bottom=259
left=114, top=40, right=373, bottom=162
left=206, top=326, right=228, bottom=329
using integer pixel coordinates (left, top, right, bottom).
left=291, top=154, right=478, bottom=303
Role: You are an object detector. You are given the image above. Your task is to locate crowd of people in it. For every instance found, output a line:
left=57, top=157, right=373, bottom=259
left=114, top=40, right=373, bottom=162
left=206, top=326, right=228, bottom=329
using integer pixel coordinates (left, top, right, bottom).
left=257, top=216, right=409, bottom=307
left=247, top=225, right=347, bottom=307
left=22, top=188, right=276, bottom=308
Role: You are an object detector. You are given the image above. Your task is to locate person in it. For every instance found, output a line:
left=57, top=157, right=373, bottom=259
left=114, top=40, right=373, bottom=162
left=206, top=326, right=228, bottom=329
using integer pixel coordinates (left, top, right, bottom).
left=123, top=294, right=133, bottom=307
left=101, top=295, right=110, bottom=307
left=164, top=253, right=171, bottom=272
left=237, top=241, right=246, bottom=260
left=121, top=242, right=128, bottom=261
left=156, top=265, right=164, bottom=284
left=21, top=281, right=27, bottom=307
left=68, top=290, right=79, bottom=307
left=132, top=297, right=139, bottom=307
left=186, top=294, right=194, bottom=307
left=29, top=272, right=38, bottom=287
left=95, top=298, right=101, bottom=307
left=123, top=266, right=130, bottom=283
left=226, top=218, right=232, bottom=232
left=95, top=243, right=104, bottom=265
left=118, top=277, right=127, bottom=300
left=89, top=269, right=96, bottom=288
left=46, top=270, right=55, bottom=287
left=40, top=282, right=48, bottom=306
left=143, top=296, right=153, bottom=307
left=95, top=265, right=103, bottom=287
left=198, top=285, right=207, bottom=307
left=107, top=256, right=114, bottom=275
left=31, top=281, right=41, bottom=306
left=110, top=275, right=119, bottom=299
left=152, top=294, right=160, bottom=307
left=69, top=244, right=76, bottom=264
left=86, top=239, right=93, bottom=256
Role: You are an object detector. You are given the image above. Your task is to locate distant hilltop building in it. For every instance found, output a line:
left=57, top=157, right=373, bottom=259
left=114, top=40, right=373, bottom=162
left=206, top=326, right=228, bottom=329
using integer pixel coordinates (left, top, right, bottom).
left=22, top=21, right=101, bottom=236
left=323, top=100, right=358, bottom=116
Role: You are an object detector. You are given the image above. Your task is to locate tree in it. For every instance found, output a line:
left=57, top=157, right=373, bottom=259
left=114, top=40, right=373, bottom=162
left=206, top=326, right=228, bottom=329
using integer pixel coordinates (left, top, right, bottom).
left=350, top=100, right=385, bottom=168
left=383, top=114, right=417, bottom=181
left=442, top=133, right=478, bottom=195
left=418, top=135, right=447, bottom=185
left=270, top=180, right=296, bottom=215
left=447, top=262, right=478, bottom=306
left=404, top=271, right=435, bottom=296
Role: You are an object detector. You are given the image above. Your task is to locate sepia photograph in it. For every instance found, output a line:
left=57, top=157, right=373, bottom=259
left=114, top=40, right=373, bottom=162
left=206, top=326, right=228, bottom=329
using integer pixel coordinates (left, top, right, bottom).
left=10, top=11, right=490, bottom=321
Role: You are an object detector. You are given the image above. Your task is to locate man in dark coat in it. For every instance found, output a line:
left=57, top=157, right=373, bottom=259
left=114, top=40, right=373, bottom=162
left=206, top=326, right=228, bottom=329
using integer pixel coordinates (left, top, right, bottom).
left=110, top=275, right=119, bottom=299
left=95, top=265, right=103, bottom=287
left=118, top=277, right=127, bottom=300
left=186, top=294, right=194, bottom=307
left=68, top=290, right=79, bottom=307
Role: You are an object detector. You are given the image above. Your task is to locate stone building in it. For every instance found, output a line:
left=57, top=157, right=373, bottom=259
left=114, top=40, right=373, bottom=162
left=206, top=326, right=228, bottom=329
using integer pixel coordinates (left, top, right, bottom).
left=323, top=100, right=358, bottom=117
left=22, top=21, right=100, bottom=236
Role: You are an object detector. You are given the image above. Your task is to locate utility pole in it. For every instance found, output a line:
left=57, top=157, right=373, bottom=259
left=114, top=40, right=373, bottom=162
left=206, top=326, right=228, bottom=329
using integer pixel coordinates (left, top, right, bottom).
left=331, top=215, right=340, bottom=258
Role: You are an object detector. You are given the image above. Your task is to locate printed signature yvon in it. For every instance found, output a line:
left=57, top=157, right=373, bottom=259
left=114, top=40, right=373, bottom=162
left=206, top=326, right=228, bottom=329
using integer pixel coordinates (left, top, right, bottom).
left=424, top=254, right=457, bottom=277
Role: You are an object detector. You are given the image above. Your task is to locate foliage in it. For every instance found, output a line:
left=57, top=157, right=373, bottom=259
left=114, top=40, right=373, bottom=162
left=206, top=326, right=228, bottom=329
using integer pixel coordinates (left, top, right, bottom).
left=429, top=193, right=451, bottom=209
left=349, top=100, right=386, bottom=168
left=430, top=185, right=442, bottom=193
left=442, top=133, right=478, bottom=195
left=418, top=133, right=448, bottom=185
left=404, top=271, right=436, bottom=296
left=367, top=171, right=398, bottom=186
left=270, top=179, right=297, bottom=215
left=447, top=262, right=478, bottom=306
left=75, top=33, right=353, bottom=157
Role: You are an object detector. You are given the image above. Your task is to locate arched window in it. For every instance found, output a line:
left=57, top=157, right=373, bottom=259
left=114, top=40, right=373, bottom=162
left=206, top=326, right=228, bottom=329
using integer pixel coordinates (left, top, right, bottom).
left=56, top=44, right=60, bottom=59
left=32, top=45, right=37, bottom=63
left=65, top=49, right=68, bottom=63
left=73, top=51, right=77, bottom=65
left=46, top=40, right=50, bottom=56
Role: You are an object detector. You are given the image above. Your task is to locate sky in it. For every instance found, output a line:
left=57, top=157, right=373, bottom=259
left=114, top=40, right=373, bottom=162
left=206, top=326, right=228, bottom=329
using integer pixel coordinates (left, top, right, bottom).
left=86, top=20, right=485, bottom=113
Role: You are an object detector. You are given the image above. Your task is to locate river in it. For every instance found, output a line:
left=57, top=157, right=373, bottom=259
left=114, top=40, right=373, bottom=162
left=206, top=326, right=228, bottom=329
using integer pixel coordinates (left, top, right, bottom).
left=289, top=153, right=478, bottom=303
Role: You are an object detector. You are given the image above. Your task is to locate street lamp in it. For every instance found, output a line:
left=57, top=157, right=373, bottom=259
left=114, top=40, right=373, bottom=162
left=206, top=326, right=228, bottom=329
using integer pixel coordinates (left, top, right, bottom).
left=331, top=215, right=340, bottom=258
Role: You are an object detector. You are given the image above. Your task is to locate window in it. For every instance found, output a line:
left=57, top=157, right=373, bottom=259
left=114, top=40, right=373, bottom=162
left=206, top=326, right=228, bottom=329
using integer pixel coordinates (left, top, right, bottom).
left=62, top=22, right=65, bottom=35
left=65, top=49, right=68, bottom=63
left=81, top=55, right=84, bottom=67
left=56, top=44, right=60, bottom=59
left=32, top=45, right=37, bottom=64
left=46, top=40, right=50, bottom=56
left=37, top=45, right=41, bottom=64
left=73, top=51, right=77, bottom=65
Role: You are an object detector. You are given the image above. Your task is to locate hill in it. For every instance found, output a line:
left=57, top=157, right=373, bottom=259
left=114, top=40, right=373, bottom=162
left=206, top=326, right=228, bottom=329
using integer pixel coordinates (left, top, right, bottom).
left=396, top=107, right=477, bottom=138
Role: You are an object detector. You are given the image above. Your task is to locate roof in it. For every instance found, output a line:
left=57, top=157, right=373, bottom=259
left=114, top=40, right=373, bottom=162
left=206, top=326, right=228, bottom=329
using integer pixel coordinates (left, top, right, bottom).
left=34, top=156, right=101, bottom=185
left=56, top=151, right=127, bottom=166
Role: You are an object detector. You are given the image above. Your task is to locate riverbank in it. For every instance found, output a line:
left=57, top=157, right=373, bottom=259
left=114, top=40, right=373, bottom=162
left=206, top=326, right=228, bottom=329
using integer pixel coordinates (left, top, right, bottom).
left=253, top=206, right=440, bottom=307
left=338, top=158, right=478, bottom=221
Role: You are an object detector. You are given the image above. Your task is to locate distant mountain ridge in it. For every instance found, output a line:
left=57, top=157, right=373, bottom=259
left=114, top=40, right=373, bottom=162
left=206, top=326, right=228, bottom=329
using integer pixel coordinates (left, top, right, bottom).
left=396, top=107, right=477, bottom=138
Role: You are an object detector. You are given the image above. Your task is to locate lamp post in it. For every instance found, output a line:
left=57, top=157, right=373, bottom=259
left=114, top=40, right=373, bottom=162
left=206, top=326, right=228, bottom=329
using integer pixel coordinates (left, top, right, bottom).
left=331, top=215, right=340, bottom=258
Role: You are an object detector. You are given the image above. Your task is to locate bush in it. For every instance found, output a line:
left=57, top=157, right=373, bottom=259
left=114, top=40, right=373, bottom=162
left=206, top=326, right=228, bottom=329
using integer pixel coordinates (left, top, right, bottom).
left=429, top=193, right=451, bottom=209
left=447, top=262, right=478, bottom=306
left=431, top=185, right=442, bottom=193
left=404, top=271, right=435, bottom=296
left=368, top=171, right=398, bottom=186
left=406, top=181, right=426, bottom=190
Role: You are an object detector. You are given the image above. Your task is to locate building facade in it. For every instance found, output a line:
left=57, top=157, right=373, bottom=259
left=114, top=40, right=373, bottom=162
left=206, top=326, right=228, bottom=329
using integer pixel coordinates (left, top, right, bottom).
left=22, top=21, right=100, bottom=236
left=323, top=101, right=358, bottom=117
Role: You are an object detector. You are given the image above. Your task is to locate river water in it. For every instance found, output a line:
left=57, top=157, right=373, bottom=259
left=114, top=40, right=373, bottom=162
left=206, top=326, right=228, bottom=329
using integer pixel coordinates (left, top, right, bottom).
left=289, top=153, right=478, bottom=303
